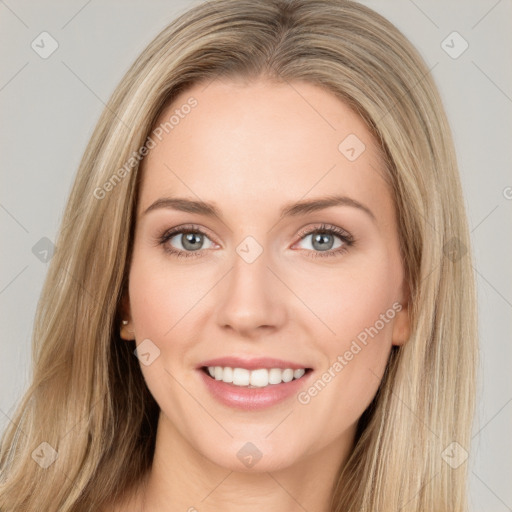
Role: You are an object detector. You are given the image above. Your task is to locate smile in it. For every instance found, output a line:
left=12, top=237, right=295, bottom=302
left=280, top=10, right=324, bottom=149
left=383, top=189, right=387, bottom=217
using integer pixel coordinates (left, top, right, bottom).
left=203, top=366, right=310, bottom=388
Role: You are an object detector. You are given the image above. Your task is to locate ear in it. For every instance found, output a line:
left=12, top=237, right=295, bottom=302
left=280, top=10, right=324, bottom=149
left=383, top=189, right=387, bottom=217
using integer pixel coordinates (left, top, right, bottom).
left=119, top=289, right=135, bottom=341
left=391, top=279, right=411, bottom=346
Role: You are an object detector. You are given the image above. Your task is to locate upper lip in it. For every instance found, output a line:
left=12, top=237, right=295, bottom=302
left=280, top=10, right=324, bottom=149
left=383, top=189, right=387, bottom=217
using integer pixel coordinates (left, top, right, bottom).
left=198, top=356, right=312, bottom=371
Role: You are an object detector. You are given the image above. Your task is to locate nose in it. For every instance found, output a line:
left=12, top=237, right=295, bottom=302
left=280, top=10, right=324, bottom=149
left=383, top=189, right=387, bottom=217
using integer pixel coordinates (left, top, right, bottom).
left=215, top=245, right=288, bottom=338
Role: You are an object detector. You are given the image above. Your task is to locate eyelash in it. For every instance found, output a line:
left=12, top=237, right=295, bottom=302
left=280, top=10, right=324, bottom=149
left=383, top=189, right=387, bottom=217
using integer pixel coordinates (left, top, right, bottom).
left=157, top=223, right=355, bottom=260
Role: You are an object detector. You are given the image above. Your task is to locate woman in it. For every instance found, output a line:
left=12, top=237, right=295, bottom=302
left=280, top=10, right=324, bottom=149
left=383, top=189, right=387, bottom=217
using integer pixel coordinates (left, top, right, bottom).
left=0, top=1, right=478, bottom=511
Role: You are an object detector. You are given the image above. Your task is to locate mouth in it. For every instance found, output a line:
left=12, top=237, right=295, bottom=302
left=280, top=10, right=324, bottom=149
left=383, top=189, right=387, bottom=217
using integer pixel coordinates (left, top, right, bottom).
left=201, top=366, right=313, bottom=389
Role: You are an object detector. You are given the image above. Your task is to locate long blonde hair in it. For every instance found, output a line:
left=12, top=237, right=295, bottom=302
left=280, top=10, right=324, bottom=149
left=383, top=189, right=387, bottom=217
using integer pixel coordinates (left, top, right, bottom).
left=0, top=1, right=478, bottom=510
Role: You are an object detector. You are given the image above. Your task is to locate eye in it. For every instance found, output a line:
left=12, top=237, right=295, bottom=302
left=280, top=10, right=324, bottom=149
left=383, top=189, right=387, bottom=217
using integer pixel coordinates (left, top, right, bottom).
left=158, top=224, right=217, bottom=258
left=293, top=223, right=354, bottom=258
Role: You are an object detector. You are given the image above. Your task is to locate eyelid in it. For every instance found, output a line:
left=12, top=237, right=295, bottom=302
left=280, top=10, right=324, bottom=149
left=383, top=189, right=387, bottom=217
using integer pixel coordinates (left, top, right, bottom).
left=295, top=223, right=354, bottom=243
left=160, top=223, right=220, bottom=246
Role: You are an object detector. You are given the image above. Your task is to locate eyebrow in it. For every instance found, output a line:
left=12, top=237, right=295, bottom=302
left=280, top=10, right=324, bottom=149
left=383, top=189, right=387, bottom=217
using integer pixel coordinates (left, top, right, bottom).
left=143, top=194, right=376, bottom=223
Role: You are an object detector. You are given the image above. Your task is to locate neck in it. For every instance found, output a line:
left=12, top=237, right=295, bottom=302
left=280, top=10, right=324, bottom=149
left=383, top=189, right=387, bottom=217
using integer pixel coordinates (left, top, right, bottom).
left=137, top=412, right=355, bottom=512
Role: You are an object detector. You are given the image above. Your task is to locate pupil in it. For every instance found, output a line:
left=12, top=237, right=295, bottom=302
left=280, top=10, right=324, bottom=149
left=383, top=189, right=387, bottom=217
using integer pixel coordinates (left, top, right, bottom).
left=313, top=233, right=333, bottom=251
left=183, top=232, right=202, bottom=251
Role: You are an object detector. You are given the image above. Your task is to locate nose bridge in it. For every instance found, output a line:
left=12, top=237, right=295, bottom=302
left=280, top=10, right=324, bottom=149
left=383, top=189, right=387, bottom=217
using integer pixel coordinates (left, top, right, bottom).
left=215, top=234, right=287, bottom=334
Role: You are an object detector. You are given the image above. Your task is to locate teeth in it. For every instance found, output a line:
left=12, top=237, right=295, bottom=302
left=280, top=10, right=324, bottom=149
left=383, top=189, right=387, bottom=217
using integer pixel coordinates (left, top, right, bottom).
left=222, top=366, right=233, bottom=383
left=206, top=366, right=308, bottom=387
left=250, top=368, right=268, bottom=387
left=282, top=369, right=294, bottom=383
left=268, top=368, right=282, bottom=385
left=293, top=368, right=305, bottom=379
left=232, top=368, right=250, bottom=386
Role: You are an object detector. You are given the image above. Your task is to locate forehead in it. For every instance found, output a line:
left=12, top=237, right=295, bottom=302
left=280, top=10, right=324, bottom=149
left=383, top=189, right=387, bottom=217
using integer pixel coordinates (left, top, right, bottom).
left=137, top=78, right=393, bottom=224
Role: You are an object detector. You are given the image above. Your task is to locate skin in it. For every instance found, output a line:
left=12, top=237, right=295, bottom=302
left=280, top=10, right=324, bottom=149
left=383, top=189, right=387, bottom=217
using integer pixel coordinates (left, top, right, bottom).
left=113, top=77, right=410, bottom=512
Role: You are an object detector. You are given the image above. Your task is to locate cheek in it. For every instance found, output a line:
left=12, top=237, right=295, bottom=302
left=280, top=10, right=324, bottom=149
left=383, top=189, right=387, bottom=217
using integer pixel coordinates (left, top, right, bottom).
left=294, top=253, right=399, bottom=419
left=129, top=272, right=174, bottom=339
left=127, top=253, right=206, bottom=418
left=128, top=250, right=211, bottom=340
left=296, top=252, right=400, bottom=346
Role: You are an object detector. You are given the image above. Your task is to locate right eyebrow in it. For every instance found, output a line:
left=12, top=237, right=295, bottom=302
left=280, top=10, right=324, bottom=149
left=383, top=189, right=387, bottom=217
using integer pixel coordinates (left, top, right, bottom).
left=143, top=197, right=220, bottom=218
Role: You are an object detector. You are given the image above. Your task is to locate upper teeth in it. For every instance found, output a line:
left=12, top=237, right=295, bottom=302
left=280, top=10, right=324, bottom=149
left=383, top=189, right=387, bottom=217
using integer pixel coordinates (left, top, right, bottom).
left=207, top=366, right=306, bottom=387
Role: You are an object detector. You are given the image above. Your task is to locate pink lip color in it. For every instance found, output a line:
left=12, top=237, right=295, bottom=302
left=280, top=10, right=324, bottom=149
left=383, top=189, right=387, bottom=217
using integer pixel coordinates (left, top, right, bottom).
left=198, top=368, right=313, bottom=411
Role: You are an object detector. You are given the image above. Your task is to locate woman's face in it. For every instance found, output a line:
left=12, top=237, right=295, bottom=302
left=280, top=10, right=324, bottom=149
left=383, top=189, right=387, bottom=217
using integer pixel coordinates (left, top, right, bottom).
left=121, top=78, right=410, bottom=472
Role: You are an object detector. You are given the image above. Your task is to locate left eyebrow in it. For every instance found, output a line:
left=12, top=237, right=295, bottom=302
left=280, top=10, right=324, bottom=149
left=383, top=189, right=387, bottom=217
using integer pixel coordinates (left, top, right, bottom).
left=142, top=194, right=376, bottom=224
left=278, top=194, right=376, bottom=224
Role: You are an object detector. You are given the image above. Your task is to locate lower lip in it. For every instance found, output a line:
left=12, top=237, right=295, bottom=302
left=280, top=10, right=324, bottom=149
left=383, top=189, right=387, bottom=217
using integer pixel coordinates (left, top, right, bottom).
left=198, top=369, right=312, bottom=411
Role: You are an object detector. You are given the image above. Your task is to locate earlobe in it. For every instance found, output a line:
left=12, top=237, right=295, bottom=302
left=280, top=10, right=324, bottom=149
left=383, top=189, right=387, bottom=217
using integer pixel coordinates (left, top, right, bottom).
left=391, top=303, right=410, bottom=346
left=120, top=320, right=136, bottom=341
left=392, top=279, right=411, bottom=346
left=119, top=291, right=135, bottom=341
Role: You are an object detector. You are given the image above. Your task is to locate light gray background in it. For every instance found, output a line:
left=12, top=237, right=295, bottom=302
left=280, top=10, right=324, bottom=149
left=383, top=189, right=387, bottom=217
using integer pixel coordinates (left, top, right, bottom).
left=1, top=1, right=511, bottom=510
